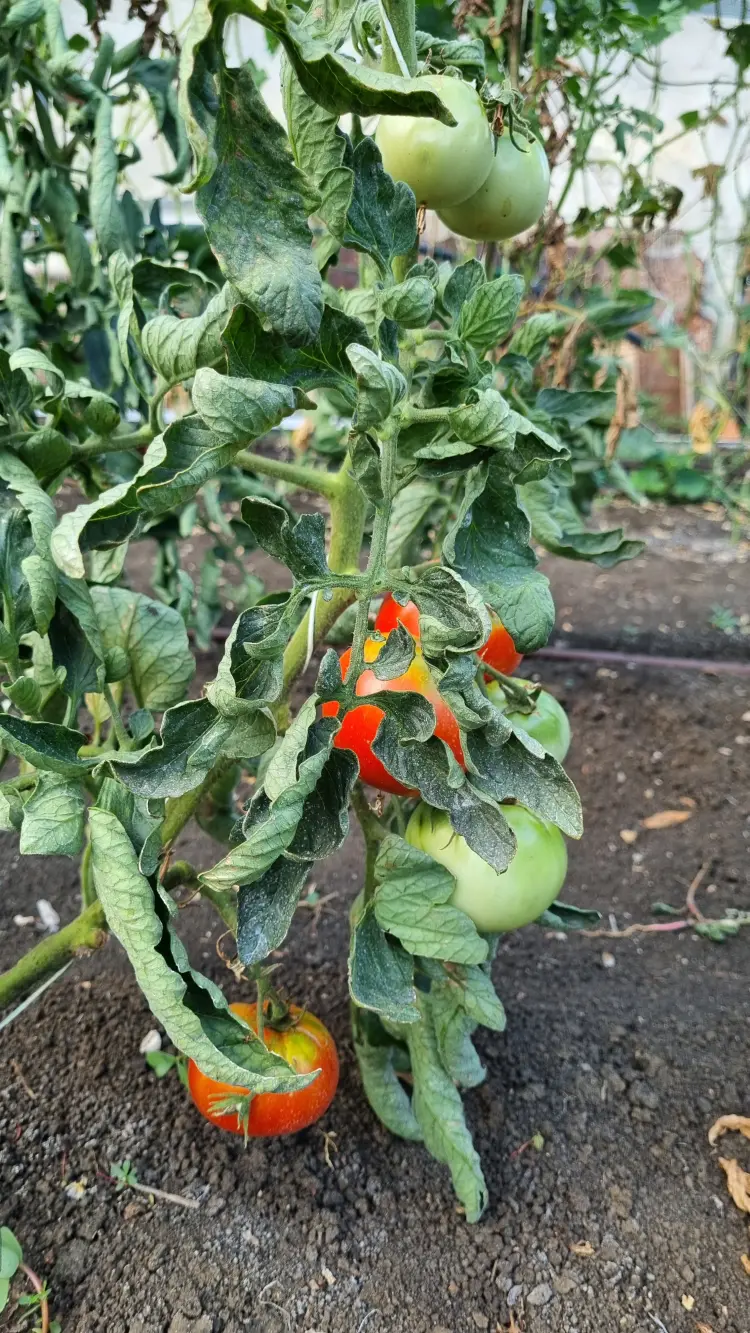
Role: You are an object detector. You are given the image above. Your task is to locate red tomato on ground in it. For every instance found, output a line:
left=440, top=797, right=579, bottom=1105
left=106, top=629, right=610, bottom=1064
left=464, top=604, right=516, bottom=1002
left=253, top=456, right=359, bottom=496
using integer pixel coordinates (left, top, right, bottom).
left=375, top=595, right=522, bottom=675
left=187, top=1003, right=339, bottom=1137
left=321, top=634, right=464, bottom=796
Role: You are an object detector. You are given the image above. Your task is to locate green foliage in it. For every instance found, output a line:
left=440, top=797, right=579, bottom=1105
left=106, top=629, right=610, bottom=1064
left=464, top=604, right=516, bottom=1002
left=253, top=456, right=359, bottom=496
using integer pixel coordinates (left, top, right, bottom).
left=0, top=0, right=657, bottom=1222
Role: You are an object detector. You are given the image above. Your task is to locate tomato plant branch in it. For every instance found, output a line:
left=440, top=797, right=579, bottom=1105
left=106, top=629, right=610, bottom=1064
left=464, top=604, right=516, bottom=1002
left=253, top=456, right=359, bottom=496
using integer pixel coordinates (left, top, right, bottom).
left=282, top=461, right=367, bottom=694
left=0, top=900, right=107, bottom=1010
left=379, top=0, right=417, bottom=78
left=19, top=1263, right=50, bottom=1333
left=351, top=784, right=385, bottom=902
left=235, top=449, right=342, bottom=500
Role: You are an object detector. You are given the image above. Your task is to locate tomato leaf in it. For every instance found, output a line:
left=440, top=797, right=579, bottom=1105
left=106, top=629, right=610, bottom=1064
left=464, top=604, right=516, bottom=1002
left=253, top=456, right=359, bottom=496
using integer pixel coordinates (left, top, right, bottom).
left=240, top=498, right=330, bottom=584
left=108, top=698, right=274, bottom=799
left=457, top=274, right=524, bottom=354
left=191, top=58, right=323, bottom=345
left=347, top=342, right=407, bottom=431
left=352, top=1011, right=423, bottom=1142
left=281, top=55, right=353, bottom=245
left=520, top=476, right=645, bottom=567
left=371, top=623, right=415, bottom=681
left=407, top=994, right=488, bottom=1222
left=191, top=370, right=295, bottom=446
left=90, top=807, right=312, bottom=1094
left=223, top=303, right=367, bottom=408
left=373, top=834, right=488, bottom=966
left=90, top=586, right=195, bottom=711
left=381, top=276, right=435, bottom=329
left=406, top=565, right=491, bottom=658
left=342, top=137, right=417, bottom=277
left=428, top=982, right=485, bottom=1089
left=90, top=96, right=130, bottom=258
left=349, top=900, right=420, bottom=1024
left=386, top=480, right=442, bottom=568
left=0, top=718, right=94, bottom=777
left=535, top=387, right=617, bottom=429
left=442, top=259, right=485, bottom=320
left=465, top=731, right=583, bottom=839
left=538, top=901, right=601, bottom=930
left=349, top=432, right=384, bottom=506
left=0, top=452, right=57, bottom=635
left=443, top=462, right=555, bottom=654
left=449, top=387, right=517, bottom=454
left=237, top=855, right=312, bottom=966
left=140, top=282, right=236, bottom=382
left=200, top=715, right=338, bottom=892
left=18, top=773, right=86, bottom=857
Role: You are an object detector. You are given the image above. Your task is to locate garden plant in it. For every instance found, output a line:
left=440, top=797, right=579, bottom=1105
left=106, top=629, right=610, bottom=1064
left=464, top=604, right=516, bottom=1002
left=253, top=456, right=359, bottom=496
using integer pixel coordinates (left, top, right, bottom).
left=5, top=0, right=713, bottom=1225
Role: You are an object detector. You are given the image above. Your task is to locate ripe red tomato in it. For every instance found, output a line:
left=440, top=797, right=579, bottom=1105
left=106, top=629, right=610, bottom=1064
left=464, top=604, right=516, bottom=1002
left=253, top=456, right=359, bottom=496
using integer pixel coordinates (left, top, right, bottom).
left=375, top=595, right=522, bottom=675
left=321, top=632, right=464, bottom=795
left=187, top=1003, right=339, bottom=1137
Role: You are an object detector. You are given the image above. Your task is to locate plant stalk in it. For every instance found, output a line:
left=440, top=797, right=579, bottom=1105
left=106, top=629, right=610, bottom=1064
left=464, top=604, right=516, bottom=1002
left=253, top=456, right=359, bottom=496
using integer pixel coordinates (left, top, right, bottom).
left=0, top=901, right=107, bottom=1010
left=379, top=0, right=417, bottom=77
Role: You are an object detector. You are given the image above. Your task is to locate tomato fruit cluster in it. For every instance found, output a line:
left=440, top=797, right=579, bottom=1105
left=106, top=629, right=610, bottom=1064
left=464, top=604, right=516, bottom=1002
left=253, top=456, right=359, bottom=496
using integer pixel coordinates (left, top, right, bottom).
left=323, top=596, right=524, bottom=795
left=377, top=76, right=550, bottom=241
left=375, top=595, right=522, bottom=675
left=321, top=631, right=463, bottom=796
left=187, top=1003, right=339, bottom=1137
left=406, top=802, right=567, bottom=933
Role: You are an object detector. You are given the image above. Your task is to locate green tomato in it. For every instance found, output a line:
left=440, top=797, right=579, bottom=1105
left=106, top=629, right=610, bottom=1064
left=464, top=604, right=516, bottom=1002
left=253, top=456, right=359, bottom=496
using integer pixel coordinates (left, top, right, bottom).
left=405, top=802, right=567, bottom=933
left=486, top=680, right=571, bottom=763
left=438, top=129, right=550, bottom=241
left=375, top=74, right=493, bottom=210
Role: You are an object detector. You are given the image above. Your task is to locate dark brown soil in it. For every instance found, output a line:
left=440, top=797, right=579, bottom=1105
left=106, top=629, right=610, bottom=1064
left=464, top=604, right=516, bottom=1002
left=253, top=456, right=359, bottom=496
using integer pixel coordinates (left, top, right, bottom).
left=2, top=504, right=750, bottom=1333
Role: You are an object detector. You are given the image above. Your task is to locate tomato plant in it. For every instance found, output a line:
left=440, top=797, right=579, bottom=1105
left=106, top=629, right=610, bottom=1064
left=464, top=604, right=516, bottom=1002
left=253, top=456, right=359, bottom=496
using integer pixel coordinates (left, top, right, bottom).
left=0, top=0, right=654, bottom=1223
left=406, top=801, right=568, bottom=933
left=375, top=73, right=493, bottom=209
left=188, top=1003, right=339, bottom=1137
left=438, top=130, right=550, bottom=241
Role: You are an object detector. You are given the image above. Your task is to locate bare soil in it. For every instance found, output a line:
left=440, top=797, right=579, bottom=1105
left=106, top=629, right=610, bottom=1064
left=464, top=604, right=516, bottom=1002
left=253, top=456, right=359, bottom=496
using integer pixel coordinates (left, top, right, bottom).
left=1, top=503, right=749, bottom=1333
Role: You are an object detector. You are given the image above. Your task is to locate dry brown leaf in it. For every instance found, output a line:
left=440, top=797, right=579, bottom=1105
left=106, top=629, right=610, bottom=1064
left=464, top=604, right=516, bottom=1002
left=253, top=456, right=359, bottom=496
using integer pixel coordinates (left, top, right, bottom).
left=569, top=1240, right=595, bottom=1257
left=718, top=1157, right=750, bottom=1213
left=708, top=1114, right=750, bottom=1145
left=696, top=1323, right=716, bottom=1332
left=741, top=1254, right=750, bottom=1277
left=641, top=810, right=693, bottom=830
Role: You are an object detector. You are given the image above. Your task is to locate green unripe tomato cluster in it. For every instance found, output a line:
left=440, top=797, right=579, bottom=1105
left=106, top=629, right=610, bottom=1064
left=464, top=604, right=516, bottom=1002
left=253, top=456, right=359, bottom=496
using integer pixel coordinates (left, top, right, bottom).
left=376, top=78, right=550, bottom=240
left=375, top=74, right=493, bottom=210
left=405, top=802, right=567, bottom=933
left=486, top=680, right=571, bottom=763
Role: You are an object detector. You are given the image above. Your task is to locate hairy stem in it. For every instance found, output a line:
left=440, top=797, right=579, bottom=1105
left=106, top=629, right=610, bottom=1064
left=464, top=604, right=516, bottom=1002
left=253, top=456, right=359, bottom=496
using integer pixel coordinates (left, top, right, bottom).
left=235, top=449, right=342, bottom=500
left=0, top=901, right=107, bottom=1010
left=351, top=784, right=385, bottom=903
left=380, top=0, right=417, bottom=76
left=281, top=461, right=368, bottom=694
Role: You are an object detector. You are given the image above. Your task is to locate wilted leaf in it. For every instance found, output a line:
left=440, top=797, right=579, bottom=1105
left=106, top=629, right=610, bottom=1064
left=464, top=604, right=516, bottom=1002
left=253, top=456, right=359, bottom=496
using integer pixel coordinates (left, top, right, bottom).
left=569, top=1240, right=595, bottom=1257
left=718, top=1157, right=750, bottom=1213
left=708, top=1114, right=750, bottom=1145
left=641, top=810, right=693, bottom=829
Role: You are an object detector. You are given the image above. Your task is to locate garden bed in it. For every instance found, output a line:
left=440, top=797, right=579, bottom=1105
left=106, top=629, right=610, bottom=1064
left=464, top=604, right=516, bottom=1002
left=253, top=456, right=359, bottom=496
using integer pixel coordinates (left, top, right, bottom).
left=1, top=505, right=748, bottom=1333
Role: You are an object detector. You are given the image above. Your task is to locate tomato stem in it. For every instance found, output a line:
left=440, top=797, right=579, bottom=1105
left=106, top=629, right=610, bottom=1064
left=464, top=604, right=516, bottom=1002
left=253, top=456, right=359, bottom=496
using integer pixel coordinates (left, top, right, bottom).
left=379, top=0, right=417, bottom=78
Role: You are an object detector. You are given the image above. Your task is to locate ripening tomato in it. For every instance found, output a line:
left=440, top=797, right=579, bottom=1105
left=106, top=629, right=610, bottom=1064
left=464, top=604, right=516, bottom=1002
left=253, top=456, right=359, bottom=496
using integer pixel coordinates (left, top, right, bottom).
left=375, top=74, right=493, bottom=210
left=405, top=801, right=567, bottom=933
left=438, top=129, right=550, bottom=241
left=486, top=679, right=571, bottom=763
left=187, top=1003, right=339, bottom=1137
left=321, top=632, right=464, bottom=796
left=375, top=594, right=522, bottom=675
